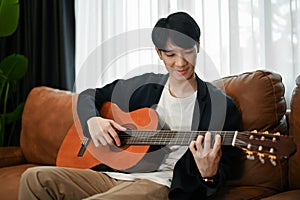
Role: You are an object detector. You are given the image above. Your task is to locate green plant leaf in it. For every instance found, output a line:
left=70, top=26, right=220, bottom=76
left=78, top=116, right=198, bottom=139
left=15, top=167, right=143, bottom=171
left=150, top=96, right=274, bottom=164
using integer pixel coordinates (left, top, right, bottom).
left=0, top=69, right=7, bottom=83
left=0, top=0, right=20, bottom=37
left=0, top=54, right=28, bottom=81
left=1, top=102, right=24, bottom=124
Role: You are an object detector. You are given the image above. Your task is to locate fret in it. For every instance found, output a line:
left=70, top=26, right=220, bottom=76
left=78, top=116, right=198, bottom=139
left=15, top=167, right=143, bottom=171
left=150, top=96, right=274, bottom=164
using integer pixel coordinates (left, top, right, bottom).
left=222, top=131, right=226, bottom=145
left=222, top=131, right=235, bottom=145
left=162, top=131, right=168, bottom=143
left=210, top=132, right=215, bottom=148
left=189, top=131, right=193, bottom=145
left=174, top=131, right=179, bottom=145
left=181, top=131, right=186, bottom=145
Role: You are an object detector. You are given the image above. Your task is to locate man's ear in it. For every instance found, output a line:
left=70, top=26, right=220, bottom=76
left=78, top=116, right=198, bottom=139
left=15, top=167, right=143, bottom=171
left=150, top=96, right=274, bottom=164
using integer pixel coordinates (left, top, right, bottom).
left=196, top=41, right=200, bottom=53
left=155, top=48, right=163, bottom=60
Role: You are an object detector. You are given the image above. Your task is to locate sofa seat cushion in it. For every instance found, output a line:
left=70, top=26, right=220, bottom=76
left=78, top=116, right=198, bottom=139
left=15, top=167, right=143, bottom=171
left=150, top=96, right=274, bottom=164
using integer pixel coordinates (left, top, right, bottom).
left=0, top=147, right=25, bottom=167
left=261, top=189, right=300, bottom=200
left=0, top=164, right=39, bottom=200
left=208, top=186, right=278, bottom=200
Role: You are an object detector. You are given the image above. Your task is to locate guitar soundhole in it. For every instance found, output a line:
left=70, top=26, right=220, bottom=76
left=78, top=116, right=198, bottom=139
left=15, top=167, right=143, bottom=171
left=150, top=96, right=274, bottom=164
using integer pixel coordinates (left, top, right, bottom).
left=122, top=123, right=137, bottom=130
left=109, top=144, right=127, bottom=152
left=108, top=123, right=137, bottom=152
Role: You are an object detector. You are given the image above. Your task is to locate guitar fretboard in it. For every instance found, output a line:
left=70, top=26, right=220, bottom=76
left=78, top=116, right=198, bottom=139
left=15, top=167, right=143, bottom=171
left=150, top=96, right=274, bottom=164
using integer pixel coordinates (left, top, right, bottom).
left=119, top=130, right=238, bottom=146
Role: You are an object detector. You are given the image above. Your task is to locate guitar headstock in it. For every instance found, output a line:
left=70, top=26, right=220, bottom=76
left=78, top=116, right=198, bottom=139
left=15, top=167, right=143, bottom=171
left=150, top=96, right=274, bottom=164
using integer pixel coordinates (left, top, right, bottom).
left=234, top=130, right=297, bottom=166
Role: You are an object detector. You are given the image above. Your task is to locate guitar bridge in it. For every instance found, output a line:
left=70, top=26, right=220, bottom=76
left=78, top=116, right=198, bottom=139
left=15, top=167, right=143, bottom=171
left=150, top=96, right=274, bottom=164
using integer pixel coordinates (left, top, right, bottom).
left=77, top=137, right=90, bottom=157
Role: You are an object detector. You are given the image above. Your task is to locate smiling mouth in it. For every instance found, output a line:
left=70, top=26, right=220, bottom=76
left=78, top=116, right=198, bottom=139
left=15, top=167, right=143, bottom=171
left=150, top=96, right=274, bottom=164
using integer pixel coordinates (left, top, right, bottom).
left=177, top=69, right=187, bottom=75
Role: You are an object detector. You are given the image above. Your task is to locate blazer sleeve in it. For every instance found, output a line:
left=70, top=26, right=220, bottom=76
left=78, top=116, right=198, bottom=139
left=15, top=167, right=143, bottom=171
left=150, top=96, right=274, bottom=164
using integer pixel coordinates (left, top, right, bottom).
left=77, top=80, right=118, bottom=138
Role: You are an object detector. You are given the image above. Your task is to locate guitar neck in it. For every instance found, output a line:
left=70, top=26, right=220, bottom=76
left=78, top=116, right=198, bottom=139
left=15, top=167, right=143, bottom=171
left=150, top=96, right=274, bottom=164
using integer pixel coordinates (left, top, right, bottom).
left=119, top=130, right=237, bottom=146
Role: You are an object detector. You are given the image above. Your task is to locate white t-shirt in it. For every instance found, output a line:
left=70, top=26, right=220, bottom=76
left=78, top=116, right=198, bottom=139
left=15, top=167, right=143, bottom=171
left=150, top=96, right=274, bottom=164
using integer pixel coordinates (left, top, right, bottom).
left=103, top=81, right=197, bottom=187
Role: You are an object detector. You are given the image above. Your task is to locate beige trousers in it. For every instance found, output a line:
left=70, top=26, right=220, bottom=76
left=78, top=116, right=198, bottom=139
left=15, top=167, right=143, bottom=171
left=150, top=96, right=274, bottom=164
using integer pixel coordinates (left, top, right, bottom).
left=18, top=166, right=169, bottom=200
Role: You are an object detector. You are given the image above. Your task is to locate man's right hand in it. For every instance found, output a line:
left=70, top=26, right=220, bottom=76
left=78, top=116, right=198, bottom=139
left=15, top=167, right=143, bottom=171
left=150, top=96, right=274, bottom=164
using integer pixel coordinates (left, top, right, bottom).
left=87, top=116, right=126, bottom=147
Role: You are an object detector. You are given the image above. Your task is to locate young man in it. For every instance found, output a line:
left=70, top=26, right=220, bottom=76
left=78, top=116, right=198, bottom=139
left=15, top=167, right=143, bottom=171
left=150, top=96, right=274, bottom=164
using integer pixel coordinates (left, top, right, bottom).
left=19, top=12, right=241, bottom=200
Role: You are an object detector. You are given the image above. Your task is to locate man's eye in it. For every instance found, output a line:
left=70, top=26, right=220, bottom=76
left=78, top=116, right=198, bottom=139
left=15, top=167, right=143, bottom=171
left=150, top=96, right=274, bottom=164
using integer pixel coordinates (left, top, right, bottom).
left=166, top=54, right=174, bottom=57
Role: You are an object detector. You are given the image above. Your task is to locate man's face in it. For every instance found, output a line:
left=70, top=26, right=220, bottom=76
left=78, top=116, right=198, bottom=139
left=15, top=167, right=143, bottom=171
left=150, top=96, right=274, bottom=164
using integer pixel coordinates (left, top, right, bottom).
left=156, top=40, right=199, bottom=81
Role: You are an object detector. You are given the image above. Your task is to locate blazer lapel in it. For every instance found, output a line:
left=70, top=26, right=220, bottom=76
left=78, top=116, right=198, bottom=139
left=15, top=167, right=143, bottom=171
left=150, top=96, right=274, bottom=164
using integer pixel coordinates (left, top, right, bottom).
left=192, top=75, right=208, bottom=131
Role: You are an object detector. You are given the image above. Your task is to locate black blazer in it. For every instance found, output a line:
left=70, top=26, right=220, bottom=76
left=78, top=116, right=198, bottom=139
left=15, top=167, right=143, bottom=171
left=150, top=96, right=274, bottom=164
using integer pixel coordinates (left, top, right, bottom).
left=77, top=73, right=242, bottom=199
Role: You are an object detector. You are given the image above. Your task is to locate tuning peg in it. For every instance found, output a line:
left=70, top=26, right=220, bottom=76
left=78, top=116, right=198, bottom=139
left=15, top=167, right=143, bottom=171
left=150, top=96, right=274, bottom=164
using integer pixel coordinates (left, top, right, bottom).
left=259, top=157, right=265, bottom=164
left=246, top=150, right=255, bottom=160
left=257, top=153, right=265, bottom=164
left=263, top=131, right=269, bottom=134
left=247, top=154, right=255, bottom=160
left=247, top=143, right=251, bottom=150
left=272, top=132, right=280, bottom=142
left=251, top=130, right=258, bottom=133
left=269, top=155, right=277, bottom=166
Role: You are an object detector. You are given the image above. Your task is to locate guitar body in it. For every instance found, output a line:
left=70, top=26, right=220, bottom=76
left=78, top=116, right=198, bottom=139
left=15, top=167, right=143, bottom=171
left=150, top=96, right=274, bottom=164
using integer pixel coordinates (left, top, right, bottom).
left=56, top=102, right=159, bottom=170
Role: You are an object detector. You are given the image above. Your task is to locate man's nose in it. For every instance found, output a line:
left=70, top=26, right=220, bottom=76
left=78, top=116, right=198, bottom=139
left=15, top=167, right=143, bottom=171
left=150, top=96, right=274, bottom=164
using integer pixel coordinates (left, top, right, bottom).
left=175, top=55, right=187, bottom=67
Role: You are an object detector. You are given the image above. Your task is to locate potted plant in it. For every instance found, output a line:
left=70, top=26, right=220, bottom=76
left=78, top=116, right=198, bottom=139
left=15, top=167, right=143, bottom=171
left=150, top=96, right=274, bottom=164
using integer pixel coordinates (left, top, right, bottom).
left=0, top=0, right=28, bottom=146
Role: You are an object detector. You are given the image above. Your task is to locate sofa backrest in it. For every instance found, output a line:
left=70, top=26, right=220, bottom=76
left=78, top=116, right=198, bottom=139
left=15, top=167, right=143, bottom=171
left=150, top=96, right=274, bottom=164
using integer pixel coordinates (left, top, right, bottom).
left=289, top=75, right=300, bottom=189
left=20, top=86, right=76, bottom=165
left=213, top=70, right=288, bottom=191
left=213, top=70, right=286, bottom=131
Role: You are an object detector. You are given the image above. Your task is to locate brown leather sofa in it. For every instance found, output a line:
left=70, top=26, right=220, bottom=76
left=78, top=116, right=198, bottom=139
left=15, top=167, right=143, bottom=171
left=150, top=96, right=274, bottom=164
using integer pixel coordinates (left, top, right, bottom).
left=0, top=70, right=299, bottom=200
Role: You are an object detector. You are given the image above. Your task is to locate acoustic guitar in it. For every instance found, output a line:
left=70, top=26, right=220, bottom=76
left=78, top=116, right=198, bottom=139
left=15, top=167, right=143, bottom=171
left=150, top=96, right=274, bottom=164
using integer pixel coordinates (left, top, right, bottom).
left=56, top=102, right=296, bottom=171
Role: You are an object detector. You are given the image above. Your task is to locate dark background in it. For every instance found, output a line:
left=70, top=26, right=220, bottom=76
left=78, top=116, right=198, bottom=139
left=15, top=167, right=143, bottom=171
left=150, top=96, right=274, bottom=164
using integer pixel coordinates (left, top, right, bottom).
left=0, top=0, right=75, bottom=145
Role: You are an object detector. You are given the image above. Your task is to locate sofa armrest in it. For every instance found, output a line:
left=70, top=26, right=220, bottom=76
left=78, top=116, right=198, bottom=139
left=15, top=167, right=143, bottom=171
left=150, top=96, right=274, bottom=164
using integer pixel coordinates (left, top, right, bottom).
left=0, top=146, right=26, bottom=167
left=285, top=110, right=290, bottom=131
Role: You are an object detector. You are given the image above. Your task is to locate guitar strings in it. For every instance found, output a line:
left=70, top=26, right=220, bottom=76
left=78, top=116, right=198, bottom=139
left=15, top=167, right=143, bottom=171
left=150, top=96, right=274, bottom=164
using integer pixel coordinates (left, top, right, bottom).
left=118, top=130, right=238, bottom=145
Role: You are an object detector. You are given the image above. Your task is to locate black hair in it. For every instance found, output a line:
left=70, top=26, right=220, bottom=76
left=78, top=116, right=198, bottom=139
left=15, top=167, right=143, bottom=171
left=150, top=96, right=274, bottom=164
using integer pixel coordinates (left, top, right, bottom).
left=151, top=12, right=201, bottom=50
